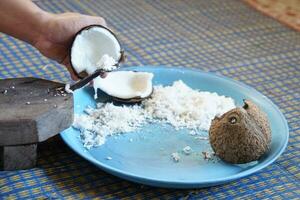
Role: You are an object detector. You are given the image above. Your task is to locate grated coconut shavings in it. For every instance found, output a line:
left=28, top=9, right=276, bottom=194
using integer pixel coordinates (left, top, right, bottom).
left=171, top=152, right=180, bottom=162
left=96, top=54, right=117, bottom=71
left=73, top=103, right=149, bottom=149
left=182, top=146, right=192, bottom=155
left=74, top=80, right=235, bottom=149
left=142, top=80, right=235, bottom=131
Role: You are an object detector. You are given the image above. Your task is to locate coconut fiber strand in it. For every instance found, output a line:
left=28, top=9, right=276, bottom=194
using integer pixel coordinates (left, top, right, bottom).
left=1, top=0, right=300, bottom=199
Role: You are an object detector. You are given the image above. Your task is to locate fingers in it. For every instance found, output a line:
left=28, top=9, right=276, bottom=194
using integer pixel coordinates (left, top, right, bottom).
left=93, top=16, right=107, bottom=27
left=61, top=55, right=80, bottom=81
left=35, top=39, right=79, bottom=81
left=79, top=15, right=107, bottom=30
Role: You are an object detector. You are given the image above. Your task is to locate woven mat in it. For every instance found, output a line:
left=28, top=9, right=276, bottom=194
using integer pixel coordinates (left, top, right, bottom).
left=1, top=0, right=300, bottom=199
left=244, top=0, right=300, bottom=32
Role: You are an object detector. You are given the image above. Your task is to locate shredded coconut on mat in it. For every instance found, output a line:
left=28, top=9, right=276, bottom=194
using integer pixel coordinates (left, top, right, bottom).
left=74, top=80, right=235, bottom=148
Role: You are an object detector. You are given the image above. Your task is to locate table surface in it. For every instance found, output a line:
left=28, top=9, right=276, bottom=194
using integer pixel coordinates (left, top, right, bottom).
left=1, top=0, right=300, bottom=199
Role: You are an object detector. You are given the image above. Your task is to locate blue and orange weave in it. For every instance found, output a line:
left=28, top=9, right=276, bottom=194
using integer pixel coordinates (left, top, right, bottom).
left=1, top=0, right=300, bottom=199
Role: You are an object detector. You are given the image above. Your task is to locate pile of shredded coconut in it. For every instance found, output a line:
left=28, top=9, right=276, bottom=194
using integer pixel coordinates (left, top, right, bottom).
left=73, top=103, right=149, bottom=149
left=73, top=80, right=235, bottom=148
left=143, top=80, right=235, bottom=131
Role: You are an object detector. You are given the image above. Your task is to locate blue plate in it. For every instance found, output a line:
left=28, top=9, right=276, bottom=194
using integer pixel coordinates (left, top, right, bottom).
left=61, top=66, right=289, bottom=188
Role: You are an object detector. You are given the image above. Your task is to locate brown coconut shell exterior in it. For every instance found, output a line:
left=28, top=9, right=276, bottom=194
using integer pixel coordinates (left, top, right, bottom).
left=209, top=100, right=271, bottom=164
left=243, top=100, right=271, bottom=147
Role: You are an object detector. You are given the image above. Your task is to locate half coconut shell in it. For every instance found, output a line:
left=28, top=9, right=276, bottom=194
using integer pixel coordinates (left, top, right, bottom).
left=70, top=24, right=125, bottom=79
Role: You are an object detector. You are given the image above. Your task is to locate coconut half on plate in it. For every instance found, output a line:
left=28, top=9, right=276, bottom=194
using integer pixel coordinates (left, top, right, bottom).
left=93, top=71, right=154, bottom=103
left=70, top=25, right=125, bottom=79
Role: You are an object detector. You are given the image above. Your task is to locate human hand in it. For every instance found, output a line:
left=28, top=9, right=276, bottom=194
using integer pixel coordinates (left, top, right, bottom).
left=34, top=12, right=106, bottom=80
left=0, top=1, right=107, bottom=80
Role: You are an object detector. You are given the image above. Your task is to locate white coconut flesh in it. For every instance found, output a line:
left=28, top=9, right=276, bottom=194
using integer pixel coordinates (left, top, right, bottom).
left=93, top=71, right=154, bottom=100
left=71, top=26, right=121, bottom=75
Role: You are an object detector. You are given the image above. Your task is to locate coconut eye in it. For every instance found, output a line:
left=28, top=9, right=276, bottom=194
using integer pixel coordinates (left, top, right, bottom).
left=229, top=117, right=237, bottom=124
left=228, top=114, right=239, bottom=124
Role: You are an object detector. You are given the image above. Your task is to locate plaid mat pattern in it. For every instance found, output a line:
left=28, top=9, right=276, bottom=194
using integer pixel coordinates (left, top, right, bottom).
left=1, top=0, right=300, bottom=199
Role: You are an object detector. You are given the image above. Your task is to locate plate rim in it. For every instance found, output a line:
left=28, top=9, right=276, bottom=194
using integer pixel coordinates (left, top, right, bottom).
left=61, top=65, right=289, bottom=188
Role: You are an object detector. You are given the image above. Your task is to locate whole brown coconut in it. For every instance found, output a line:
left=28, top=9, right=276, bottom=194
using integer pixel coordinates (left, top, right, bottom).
left=209, top=100, right=271, bottom=164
